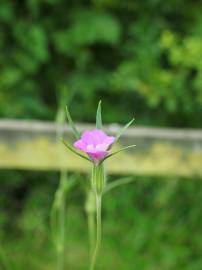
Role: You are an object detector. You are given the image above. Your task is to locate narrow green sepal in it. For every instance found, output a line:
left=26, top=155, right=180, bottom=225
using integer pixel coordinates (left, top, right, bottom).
left=66, top=106, right=80, bottom=139
left=115, top=118, right=135, bottom=143
left=96, top=100, right=102, bottom=129
left=62, top=139, right=91, bottom=162
left=101, top=144, right=136, bottom=163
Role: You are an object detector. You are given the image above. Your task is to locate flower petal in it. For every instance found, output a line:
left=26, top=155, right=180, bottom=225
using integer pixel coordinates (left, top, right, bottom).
left=103, top=136, right=115, bottom=147
left=81, top=129, right=108, bottom=145
left=74, top=129, right=115, bottom=164
left=87, top=150, right=108, bottom=162
left=74, top=139, right=87, bottom=151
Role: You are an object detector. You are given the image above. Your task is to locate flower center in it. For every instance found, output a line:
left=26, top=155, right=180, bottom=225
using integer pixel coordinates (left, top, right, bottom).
left=86, top=143, right=108, bottom=152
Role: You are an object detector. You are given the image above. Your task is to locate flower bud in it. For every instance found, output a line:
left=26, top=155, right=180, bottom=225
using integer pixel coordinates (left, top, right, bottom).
left=91, top=164, right=106, bottom=196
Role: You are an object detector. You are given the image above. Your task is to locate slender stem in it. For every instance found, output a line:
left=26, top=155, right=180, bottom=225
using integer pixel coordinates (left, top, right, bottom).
left=57, top=173, right=66, bottom=270
left=51, top=171, right=67, bottom=270
left=55, top=85, right=67, bottom=270
left=87, top=210, right=96, bottom=256
left=86, top=189, right=96, bottom=255
left=90, top=195, right=102, bottom=270
left=53, top=85, right=76, bottom=270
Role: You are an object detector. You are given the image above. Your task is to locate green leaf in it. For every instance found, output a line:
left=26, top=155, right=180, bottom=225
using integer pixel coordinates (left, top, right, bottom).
left=62, top=140, right=91, bottom=162
left=66, top=106, right=80, bottom=139
left=96, top=100, right=102, bottom=129
left=101, top=144, right=136, bottom=163
left=115, top=118, right=135, bottom=143
left=103, top=177, right=135, bottom=194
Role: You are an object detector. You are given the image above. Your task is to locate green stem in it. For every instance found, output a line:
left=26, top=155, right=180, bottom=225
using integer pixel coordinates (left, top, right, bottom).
left=90, top=195, right=102, bottom=270
left=85, top=189, right=96, bottom=257
left=54, top=84, right=67, bottom=270
left=87, top=210, right=96, bottom=256
left=51, top=171, right=67, bottom=270
left=57, top=172, right=66, bottom=270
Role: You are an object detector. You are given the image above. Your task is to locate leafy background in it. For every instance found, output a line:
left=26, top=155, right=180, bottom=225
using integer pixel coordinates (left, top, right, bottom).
left=0, top=0, right=202, bottom=269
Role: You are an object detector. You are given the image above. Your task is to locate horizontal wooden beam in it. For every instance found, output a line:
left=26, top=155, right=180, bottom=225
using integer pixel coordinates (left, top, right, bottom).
left=0, top=120, right=202, bottom=177
left=0, top=119, right=202, bottom=139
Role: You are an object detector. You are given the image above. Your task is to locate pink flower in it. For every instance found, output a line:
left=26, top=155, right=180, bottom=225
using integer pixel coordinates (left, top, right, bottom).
left=74, top=129, right=115, bottom=163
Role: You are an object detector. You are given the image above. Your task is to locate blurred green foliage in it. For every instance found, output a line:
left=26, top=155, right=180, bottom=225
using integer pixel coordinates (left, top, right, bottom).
left=0, top=0, right=202, bottom=126
left=1, top=171, right=202, bottom=270
left=1, top=1, right=202, bottom=269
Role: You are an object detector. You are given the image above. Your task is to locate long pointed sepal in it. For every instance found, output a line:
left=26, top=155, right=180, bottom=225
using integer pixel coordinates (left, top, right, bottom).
left=101, top=144, right=136, bottom=163
left=96, top=100, right=102, bottom=129
left=62, top=139, right=91, bottom=162
left=66, top=106, right=80, bottom=139
left=114, top=118, right=135, bottom=143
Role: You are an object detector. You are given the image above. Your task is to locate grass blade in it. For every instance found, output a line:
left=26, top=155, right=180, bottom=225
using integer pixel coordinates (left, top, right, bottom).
left=96, top=100, right=102, bottom=129
left=66, top=106, right=80, bottom=139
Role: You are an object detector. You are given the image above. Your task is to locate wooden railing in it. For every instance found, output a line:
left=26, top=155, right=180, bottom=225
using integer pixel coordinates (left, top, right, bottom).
left=0, top=120, right=202, bottom=177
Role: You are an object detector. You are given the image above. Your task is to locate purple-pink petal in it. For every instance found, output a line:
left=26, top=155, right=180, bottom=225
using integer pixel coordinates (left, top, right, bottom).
left=81, top=129, right=109, bottom=145
left=103, top=136, right=115, bottom=145
left=73, top=129, right=115, bottom=163
left=73, top=139, right=86, bottom=151
left=87, top=151, right=108, bottom=162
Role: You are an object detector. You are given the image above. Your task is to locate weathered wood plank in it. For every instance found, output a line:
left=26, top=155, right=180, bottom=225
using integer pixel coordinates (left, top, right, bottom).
left=0, top=120, right=202, bottom=177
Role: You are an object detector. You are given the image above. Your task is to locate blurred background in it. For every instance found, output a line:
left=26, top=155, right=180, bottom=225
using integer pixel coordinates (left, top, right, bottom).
left=0, top=0, right=202, bottom=269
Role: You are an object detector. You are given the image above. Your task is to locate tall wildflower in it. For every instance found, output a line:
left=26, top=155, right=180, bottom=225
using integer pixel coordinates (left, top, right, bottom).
left=63, top=101, right=135, bottom=270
